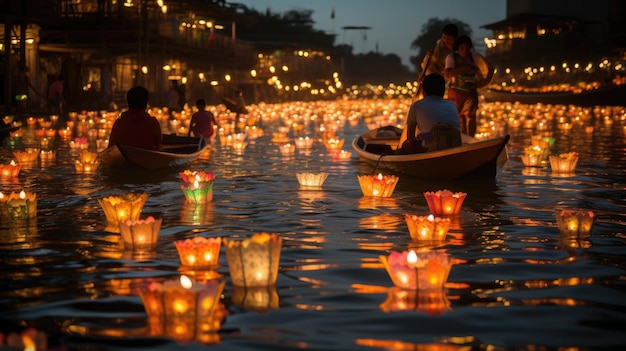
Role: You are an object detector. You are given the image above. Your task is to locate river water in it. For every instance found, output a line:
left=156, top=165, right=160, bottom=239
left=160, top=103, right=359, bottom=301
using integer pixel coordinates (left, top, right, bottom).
left=0, top=99, right=625, bottom=350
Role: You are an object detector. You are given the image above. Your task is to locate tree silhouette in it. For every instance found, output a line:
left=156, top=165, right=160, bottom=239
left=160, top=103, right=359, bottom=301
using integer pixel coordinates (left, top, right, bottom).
left=409, top=18, right=472, bottom=73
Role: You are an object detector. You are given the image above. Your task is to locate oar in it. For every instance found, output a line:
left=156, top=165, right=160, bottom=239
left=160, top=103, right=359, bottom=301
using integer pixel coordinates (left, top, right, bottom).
left=398, top=50, right=433, bottom=147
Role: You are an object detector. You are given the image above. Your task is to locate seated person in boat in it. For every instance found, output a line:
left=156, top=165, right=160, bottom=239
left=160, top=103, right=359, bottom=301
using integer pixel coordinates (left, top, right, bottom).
left=108, top=86, right=162, bottom=151
left=398, top=73, right=461, bottom=154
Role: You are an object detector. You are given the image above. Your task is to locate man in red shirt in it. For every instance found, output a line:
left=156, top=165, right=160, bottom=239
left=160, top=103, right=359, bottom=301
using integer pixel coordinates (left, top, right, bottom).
left=108, top=86, right=162, bottom=150
left=188, top=98, right=220, bottom=143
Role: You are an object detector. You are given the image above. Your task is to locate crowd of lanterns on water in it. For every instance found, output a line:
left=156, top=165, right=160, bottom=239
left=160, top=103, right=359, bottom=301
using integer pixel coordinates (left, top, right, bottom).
left=1, top=93, right=622, bottom=346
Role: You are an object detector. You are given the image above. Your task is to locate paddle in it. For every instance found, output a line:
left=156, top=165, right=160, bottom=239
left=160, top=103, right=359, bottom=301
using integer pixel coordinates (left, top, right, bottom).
left=398, top=50, right=433, bottom=148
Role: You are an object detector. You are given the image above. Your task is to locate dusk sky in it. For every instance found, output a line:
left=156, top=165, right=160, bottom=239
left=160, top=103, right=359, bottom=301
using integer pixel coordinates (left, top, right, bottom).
left=233, top=0, right=508, bottom=67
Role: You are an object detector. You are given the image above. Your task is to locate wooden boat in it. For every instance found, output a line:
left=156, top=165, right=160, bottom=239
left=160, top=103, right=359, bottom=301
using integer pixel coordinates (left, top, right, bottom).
left=481, top=84, right=626, bottom=106
left=99, top=134, right=208, bottom=170
left=352, top=126, right=510, bottom=181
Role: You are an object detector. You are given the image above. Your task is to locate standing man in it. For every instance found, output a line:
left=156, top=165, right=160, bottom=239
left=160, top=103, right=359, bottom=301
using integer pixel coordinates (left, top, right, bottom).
left=422, top=23, right=458, bottom=77
left=47, top=75, right=65, bottom=117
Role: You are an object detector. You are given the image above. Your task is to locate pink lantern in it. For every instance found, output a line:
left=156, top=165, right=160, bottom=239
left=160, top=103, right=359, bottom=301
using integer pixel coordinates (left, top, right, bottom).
left=380, top=250, right=452, bottom=290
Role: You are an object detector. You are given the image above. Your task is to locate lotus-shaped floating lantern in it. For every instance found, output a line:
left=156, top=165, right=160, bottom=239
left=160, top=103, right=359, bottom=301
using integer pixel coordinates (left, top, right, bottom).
left=139, top=275, right=224, bottom=342
left=549, top=152, right=579, bottom=174
left=69, top=137, right=89, bottom=150
left=423, top=189, right=467, bottom=215
left=555, top=209, right=595, bottom=236
left=380, top=286, right=451, bottom=315
left=119, top=216, right=163, bottom=251
left=40, top=150, right=56, bottom=163
left=380, top=250, right=452, bottom=290
left=98, top=193, right=149, bottom=231
left=405, top=214, right=451, bottom=241
left=75, top=150, right=99, bottom=173
left=358, top=173, right=399, bottom=198
left=279, top=143, right=295, bottom=156
left=296, top=172, right=328, bottom=189
left=180, top=170, right=215, bottom=204
left=520, top=145, right=545, bottom=167
left=0, top=190, right=37, bottom=224
left=225, top=232, right=282, bottom=287
left=324, top=138, right=344, bottom=152
left=0, top=160, right=21, bottom=178
left=13, top=148, right=40, bottom=164
left=175, top=236, right=222, bottom=268
left=295, top=136, right=314, bottom=149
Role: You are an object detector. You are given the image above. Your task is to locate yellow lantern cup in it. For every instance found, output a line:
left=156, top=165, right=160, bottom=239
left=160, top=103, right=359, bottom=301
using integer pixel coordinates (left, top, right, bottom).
left=74, top=159, right=99, bottom=174
left=98, top=193, right=149, bottom=230
left=549, top=152, right=579, bottom=174
left=139, top=275, right=225, bottom=342
left=119, top=216, right=163, bottom=251
left=423, top=189, right=467, bottom=216
left=0, top=160, right=21, bottom=178
left=358, top=173, right=399, bottom=198
left=379, top=250, right=452, bottom=291
left=405, top=214, right=450, bottom=241
left=380, top=286, right=451, bottom=316
left=295, top=136, right=314, bottom=149
left=296, top=172, right=328, bottom=189
left=225, top=233, right=282, bottom=287
left=40, top=150, right=56, bottom=162
left=324, top=138, right=344, bottom=152
left=279, top=143, right=295, bottom=156
left=555, top=209, right=595, bottom=236
left=0, top=190, right=37, bottom=221
left=175, top=236, right=222, bottom=268
left=79, top=150, right=99, bottom=164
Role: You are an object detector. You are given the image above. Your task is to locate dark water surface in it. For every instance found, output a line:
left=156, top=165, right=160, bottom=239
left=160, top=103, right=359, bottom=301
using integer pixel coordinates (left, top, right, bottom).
left=1, top=100, right=625, bottom=350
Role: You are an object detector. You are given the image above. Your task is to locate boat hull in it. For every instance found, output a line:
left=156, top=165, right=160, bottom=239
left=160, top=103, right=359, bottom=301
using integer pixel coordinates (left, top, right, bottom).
left=99, top=134, right=207, bottom=170
left=352, top=127, right=509, bottom=181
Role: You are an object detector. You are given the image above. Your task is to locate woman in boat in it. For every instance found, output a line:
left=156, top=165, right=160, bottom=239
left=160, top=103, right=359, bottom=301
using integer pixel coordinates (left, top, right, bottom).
left=444, top=35, right=493, bottom=137
left=108, top=86, right=162, bottom=151
left=398, top=73, right=461, bottom=154
left=188, top=98, right=220, bottom=144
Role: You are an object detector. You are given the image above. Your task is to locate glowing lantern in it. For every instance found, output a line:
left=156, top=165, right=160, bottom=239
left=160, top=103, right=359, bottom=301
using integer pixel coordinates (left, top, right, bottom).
left=357, top=173, right=399, bottom=198
left=139, top=275, right=224, bottom=342
left=0, top=190, right=37, bottom=223
left=175, top=236, right=222, bottom=268
left=180, top=170, right=215, bottom=204
left=423, top=189, right=467, bottom=215
left=521, top=145, right=545, bottom=167
left=225, top=233, right=282, bottom=287
left=296, top=172, right=328, bottom=189
left=380, top=250, right=451, bottom=290
left=549, top=152, right=579, bottom=174
left=279, top=143, right=295, bottom=156
left=98, top=193, right=149, bottom=231
left=405, top=214, right=450, bottom=241
left=0, top=160, right=21, bottom=178
left=295, top=136, right=314, bottom=149
left=118, top=216, right=163, bottom=251
left=555, top=209, right=595, bottom=236
left=13, top=148, right=40, bottom=164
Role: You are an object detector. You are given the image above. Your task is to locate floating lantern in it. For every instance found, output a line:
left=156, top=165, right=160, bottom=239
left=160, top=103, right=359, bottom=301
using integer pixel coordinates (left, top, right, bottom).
left=13, top=148, right=40, bottom=164
left=405, top=214, right=450, bottom=241
left=181, top=179, right=214, bottom=204
left=69, top=137, right=89, bottom=150
left=521, top=145, right=545, bottom=167
left=199, top=147, right=211, bottom=160
left=175, top=236, right=222, bottom=268
left=232, top=140, right=247, bottom=154
left=324, top=138, right=344, bottom=152
left=225, top=232, right=282, bottom=287
left=0, top=190, right=37, bottom=223
left=296, top=172, right=328, bottom=189
left=271, top=132, right=289, bottom=143
left=380, top=250, right=451, bottom=290
left=74, top=159, right=99, bottom=174
left=295, top=136, right=314, bottom=149
left=231, top=285, right=279, bottom=311
left=555, top=209, right=595, bottom=236
left=40, top=150, right=56, bottom=162
left=550, top=152, right=579, bottom=174
left=0, top=160, right=20, bottom=178
left=58, top=127, right=72, bottom=138
left=357, top=173, right=399, bottom=198
left=279, top=143, right=295, bottom=156
left=98, top=193, right=149, bottom=231
left=380, top=286, right=451, bottom=315
left=49, top=114, right=59, bottom=123
left=139, top=275, right=224, bottom=342
left=332, top=149, right=352, bottom=161
left=79, top=150, right=98, bottom=164
left=423, top=189, right=467, bottom=215
left=118, top=216, right=163, bottom=251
